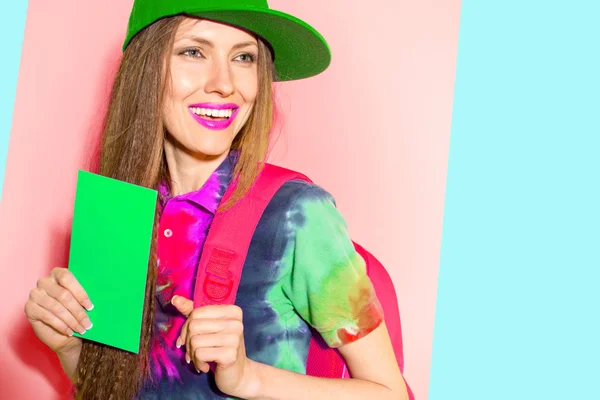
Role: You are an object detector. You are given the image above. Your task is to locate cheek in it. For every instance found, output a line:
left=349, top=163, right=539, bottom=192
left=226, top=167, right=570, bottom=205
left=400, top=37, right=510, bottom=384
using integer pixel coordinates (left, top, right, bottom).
left=234, top=77, right=259, bottom=130
left=170, top=68, right=200, bottom=101
left=164, top=68, right=203, bottom=129
left=236, top=69, right=259, bottom=104
left=240, top=80, right=259, bottom=104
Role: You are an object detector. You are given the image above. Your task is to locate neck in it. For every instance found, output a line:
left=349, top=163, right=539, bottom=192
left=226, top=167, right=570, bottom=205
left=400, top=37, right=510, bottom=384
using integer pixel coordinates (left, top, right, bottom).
left=164, top=137, right=229, bottom=196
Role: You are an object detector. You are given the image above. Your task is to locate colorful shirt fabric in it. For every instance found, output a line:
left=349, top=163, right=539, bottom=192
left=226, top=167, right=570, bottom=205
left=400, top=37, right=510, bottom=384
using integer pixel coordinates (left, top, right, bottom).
left=138, top=152, right=384, bottom=399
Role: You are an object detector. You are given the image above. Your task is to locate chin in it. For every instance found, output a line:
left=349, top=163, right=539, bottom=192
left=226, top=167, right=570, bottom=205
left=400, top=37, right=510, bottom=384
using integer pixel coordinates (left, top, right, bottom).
left=168, top=125, right=239, bottom=159
left=190, top=137, right=235, bottom=158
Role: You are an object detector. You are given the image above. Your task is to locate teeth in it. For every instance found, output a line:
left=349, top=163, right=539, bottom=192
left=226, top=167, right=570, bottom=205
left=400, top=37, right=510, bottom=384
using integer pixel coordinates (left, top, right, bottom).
left=191, top=107, right=235, bottom=118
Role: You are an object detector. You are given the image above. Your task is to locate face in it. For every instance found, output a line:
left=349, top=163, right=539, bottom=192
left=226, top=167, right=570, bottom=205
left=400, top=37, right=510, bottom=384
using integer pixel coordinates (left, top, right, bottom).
left=162, top=18, right=259, bottom=157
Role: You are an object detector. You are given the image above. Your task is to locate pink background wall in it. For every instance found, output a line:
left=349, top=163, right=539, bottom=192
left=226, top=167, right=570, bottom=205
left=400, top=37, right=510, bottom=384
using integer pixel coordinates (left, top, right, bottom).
left=0, top=1, right=460, bottom=399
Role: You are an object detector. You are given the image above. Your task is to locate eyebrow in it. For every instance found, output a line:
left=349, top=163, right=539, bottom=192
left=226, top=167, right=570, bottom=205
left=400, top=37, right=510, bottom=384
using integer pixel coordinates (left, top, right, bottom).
left=179, top=36, right=258, bottom=51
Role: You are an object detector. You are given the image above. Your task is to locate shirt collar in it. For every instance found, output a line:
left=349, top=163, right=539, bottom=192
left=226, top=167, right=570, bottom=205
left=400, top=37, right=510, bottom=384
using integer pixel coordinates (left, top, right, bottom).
left=158, top=150, right=238, bottom=214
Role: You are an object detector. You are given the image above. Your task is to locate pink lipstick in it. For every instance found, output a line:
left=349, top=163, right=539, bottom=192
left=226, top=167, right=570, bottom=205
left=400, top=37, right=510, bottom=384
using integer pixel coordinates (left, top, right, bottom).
left=188, top=103, right=239, bottom=130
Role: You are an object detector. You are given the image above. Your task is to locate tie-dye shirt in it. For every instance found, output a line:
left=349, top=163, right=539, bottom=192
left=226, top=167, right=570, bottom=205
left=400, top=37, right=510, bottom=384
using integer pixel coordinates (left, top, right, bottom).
left=138, top=152, right=384, bottom=399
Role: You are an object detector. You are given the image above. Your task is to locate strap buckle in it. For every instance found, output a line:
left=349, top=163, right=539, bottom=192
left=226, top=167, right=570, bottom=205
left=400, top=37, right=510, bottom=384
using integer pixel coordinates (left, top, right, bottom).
left=203, top=248, right=236, bottom=302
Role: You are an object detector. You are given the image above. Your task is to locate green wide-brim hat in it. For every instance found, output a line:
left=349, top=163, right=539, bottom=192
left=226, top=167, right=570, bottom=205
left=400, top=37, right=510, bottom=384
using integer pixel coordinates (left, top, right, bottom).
left=123, top=0, right=331, bottom=81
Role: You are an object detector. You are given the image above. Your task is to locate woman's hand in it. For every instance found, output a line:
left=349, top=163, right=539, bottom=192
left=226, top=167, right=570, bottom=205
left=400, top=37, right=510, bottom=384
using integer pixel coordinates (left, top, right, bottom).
left=24, top=267, right=94, bottom=356
left=171, top=296, right=259, bottom=399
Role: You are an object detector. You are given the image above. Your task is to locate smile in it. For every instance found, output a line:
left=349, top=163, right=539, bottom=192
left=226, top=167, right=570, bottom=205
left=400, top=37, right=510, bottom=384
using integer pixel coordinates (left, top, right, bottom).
left=188, top=103, right=239, bottom=131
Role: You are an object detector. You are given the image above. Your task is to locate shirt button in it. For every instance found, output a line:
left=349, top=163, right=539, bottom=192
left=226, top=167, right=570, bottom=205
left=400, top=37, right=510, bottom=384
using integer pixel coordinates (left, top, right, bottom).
left=164, top=229, right=173, bottom=238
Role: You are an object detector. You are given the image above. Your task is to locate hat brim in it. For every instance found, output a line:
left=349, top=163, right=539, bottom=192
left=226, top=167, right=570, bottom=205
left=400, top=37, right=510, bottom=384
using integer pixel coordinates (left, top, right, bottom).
left=188, top=8, right=331, bottom=82
left=126, top=8, right=331, bottom=82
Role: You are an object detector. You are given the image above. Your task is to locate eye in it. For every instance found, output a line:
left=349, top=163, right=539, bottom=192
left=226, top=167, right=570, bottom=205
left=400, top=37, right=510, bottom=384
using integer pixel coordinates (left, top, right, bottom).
left=180, top=48, right=204, bottom=59
left=234, top=52, right=257, bottom=64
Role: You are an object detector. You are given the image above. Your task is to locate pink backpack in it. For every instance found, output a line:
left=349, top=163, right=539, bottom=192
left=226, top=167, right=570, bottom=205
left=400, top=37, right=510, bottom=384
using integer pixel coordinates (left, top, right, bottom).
left=192, top=164, right=414, bottom=399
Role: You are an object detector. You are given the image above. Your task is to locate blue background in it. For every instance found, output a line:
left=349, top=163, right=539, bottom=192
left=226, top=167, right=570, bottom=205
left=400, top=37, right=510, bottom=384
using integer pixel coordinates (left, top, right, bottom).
left=430, top=1, right=600, bottom=399
left=0, top=0, right=28, bottom=201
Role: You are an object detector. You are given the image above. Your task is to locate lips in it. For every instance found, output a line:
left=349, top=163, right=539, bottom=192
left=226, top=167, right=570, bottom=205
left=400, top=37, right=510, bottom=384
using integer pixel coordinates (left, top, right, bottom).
left=188, top=103, right=239, bottom=131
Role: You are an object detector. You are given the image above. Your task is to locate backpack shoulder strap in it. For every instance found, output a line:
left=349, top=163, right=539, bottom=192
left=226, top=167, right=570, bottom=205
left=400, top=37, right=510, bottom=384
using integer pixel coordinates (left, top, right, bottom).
left=193, top=163, right=311, bottom=307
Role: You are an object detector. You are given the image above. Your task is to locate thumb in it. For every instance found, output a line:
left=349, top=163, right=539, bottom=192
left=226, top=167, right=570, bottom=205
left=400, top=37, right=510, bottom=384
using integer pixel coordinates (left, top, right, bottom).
left=171, top=295, right=194, bottom=317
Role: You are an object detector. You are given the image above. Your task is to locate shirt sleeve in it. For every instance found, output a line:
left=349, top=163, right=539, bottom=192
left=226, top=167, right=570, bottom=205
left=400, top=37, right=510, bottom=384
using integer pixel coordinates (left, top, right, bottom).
left=281, top=184, right=384, bottom=348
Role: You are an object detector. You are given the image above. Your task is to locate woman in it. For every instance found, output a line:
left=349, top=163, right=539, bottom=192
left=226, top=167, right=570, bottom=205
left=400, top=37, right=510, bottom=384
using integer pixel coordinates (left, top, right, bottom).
left=24, top=1, right=408, bottom=399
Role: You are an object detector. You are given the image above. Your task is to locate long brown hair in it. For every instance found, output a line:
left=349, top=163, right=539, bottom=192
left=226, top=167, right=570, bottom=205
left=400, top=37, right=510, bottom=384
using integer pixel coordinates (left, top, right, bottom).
left=74, top=16, right=275, bottom=400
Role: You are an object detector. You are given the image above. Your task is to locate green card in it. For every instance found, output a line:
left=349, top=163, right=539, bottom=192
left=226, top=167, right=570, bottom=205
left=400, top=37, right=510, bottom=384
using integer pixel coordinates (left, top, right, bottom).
left=68, top=170, right=157, bottom=353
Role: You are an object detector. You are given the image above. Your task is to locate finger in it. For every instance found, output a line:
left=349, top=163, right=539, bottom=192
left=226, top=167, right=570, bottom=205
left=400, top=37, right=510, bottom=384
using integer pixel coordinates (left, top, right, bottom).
left=188, top=305, right=243, bottom=321
left=188, top=318, right=244, bottom=336
left=50, top=268, right=94, bottom=311
left=41, top=280, right=93, bottom=331
left=184, top=318, right=219, bottom=365
left=175, top=316, right=192, bottom=363
left=174, top=304, right=243, bottom=348
left=190, top=332, right=239, bottom=349
left=185, top=319, right=243, bottom=365
left=192, top=345, right=214, bottom=374
left=29, top=288, right=88, bottom=335
left=172, top=297, right=204, bottom=349
left=193, top=347, right=238, bottom=370
left=178, top=318, right=241, bottom=357
left=183, top=321, right=191, bottom=364
left=171, top=295, right=194, bottom=318
left=199, top=363, right=210, bottom=374
left=176, top=312, right=194, bottom=349
left=25, top=300, right=74, bottom=337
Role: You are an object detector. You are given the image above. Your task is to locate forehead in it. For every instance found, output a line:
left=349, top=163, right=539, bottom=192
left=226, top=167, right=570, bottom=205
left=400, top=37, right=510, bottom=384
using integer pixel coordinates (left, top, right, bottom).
left=174, top=18, right=258, bottom=45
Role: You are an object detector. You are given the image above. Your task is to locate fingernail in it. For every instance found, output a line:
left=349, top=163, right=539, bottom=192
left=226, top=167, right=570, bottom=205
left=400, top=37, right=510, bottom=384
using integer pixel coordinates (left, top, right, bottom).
left=84, top=300, right=94, bottom=311
left=82, top=317, right=93, bottom=330
left=67, top=329, right=74, bottom=337
left=186, top=354, right=190, bottom=364
left=78, top=327, right=86, bottom=335
left=171, top=296, right=178, bottom=305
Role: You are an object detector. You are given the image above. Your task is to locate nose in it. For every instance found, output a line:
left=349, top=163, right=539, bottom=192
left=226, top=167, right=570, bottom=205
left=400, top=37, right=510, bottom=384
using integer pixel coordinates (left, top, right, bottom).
left=204, top=58, right=235, bottom=98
